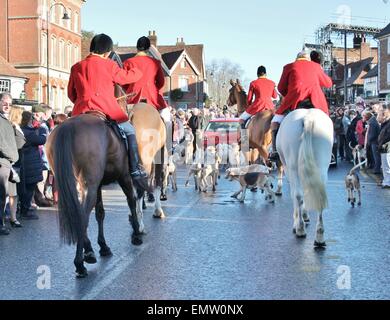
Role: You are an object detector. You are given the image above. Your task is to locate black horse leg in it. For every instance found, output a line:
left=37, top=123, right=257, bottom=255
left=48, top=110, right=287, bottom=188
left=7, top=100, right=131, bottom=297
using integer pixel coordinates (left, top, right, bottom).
left=95, top=187, right=112, bottom=257
left=75, top=184, right=98, bottom=276
left=118, top=175, right=144, bottom=246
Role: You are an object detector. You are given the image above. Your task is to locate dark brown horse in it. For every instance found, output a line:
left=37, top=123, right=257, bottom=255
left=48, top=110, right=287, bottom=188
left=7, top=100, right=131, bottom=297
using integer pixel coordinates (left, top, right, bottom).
left=227, top=79, right=284, bottom=195
left=47, top=92, right=166, bottom=279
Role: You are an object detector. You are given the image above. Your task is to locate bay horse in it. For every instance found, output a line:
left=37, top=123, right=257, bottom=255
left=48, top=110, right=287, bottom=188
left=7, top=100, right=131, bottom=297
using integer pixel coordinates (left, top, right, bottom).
left=277, top=109, right=333, bottom=247
left=227, top=79, right=283, bottom=195
left=47, top=92, right=166, bottom=279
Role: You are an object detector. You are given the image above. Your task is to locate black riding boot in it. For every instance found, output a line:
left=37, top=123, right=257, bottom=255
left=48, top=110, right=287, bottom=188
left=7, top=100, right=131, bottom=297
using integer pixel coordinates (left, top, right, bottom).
left=269, top=129, right=280, bottom=162
left=127, top=134, right=149, bottom=191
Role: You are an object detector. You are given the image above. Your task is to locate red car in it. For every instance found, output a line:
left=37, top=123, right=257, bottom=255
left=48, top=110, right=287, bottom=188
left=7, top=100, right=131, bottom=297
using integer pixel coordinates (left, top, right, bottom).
left=203, top=118, right=241, bottom=148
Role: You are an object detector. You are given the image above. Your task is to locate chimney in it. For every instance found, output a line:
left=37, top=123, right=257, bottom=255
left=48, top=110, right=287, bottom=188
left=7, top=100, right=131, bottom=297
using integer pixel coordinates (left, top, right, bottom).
left=353, top=33, right=362, bottom=49
left=148, top=30, right=157, bottom=48
left=176, top=37, right=185, bottom=48
left=360, top=37, right=371, bottom=61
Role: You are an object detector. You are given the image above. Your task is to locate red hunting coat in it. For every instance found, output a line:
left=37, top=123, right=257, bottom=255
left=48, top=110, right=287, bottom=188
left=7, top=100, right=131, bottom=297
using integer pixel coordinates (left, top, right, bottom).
left=68, top=54, right=142, bottom=123
left=276, top=59, right=332, bottom=116
left=246, top=77, right=277, bottom=115
left=123, top=55, right=168, bottom=110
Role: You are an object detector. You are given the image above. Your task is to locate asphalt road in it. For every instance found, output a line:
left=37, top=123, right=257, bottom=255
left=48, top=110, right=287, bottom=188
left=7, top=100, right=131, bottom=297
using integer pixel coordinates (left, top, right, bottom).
left=0, top=161, right=389, bottom=300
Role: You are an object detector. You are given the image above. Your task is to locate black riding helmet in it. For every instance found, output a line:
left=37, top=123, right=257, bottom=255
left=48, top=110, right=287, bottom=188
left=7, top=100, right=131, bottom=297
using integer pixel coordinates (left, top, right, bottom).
left=137, top=36, right=151, bottom=51
left=90, top=34, right=114, bottom=54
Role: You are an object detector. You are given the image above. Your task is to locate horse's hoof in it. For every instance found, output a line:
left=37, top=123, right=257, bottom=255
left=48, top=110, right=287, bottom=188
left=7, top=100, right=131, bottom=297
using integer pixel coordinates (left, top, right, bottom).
left=76, top=267, right=88, bottom=278
left=160, top=195, right=168, bottom=201
left=275, top=192, right=282, bottom=197
left=314, top=241, right=327, bottom=248
left=296, top=233, right=307, bottom=239
left=153, top=209, right=165, bottom=219
left=99, top=247, right=113, bottom=257
left=84, top=252, right=97, bottom=264
left=132, top=235, right=143, bottom=246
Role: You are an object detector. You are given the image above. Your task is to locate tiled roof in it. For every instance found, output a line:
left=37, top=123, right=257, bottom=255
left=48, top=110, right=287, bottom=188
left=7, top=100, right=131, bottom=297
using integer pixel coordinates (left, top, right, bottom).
left=362, top=64, right=378, bottom=79
left=336, top=57, right=373, bottom=88
left=0, top=55, right=27, bottom=79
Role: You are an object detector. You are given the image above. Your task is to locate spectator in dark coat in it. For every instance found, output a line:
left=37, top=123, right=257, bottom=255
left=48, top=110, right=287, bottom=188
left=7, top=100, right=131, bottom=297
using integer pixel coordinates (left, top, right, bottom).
left=346, top=110, right=360, bottom=148
left=188, top=108, right=201, bottom=154
left=378, top=104, right=390, bottom=188
left=17, top=111, right=47, bottom=220
left=334, top=107, right=346, bottom=160
left=363, top=111, right=381, bottom=174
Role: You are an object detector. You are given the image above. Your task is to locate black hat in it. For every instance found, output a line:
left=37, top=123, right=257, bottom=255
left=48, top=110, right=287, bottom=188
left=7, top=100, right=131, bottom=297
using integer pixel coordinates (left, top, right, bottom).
left=310, top=51, right=322, bottom=64
left=90, top=34, right=114, bottom=54
left=137, top=36, right=151, bottom=51
left=257, top=66, right=267, bottom=76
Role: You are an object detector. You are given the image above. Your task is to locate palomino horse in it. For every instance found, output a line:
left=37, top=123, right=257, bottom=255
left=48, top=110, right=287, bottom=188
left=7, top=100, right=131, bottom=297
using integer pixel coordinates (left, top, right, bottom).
left=227, top=79, right=283, bottom=195
left=277, top=109, right=333, bottom=247
left=47, top=101, right=166, bottom=278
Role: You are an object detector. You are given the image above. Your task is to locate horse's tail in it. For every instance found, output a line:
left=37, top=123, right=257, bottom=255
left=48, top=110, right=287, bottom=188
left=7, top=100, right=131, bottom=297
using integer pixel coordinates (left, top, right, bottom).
left=298, top=114, right=328, bottom=212
left=53, top=125, right=83, bottom=245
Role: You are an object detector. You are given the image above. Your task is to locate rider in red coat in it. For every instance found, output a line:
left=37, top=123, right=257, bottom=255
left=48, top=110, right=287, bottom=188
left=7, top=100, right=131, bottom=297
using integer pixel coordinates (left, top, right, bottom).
left=68, top=34, right=148, bottom=189
left=269, top=50, right=332, bottom=161
left=123, top=36, right=172, bottom=151
left=239, top=66, right=277, bottom=128
left=122, top=40, right=168, bottom=112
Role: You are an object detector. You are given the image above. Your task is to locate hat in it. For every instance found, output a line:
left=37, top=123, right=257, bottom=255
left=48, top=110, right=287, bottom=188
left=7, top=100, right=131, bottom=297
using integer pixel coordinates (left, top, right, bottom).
left=137, top=36, right=151, bottom=51
left=32, top=104, right=47, bottom=113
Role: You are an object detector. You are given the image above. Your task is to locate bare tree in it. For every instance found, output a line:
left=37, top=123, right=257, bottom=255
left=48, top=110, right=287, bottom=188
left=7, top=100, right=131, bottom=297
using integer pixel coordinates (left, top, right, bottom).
left=206, top=59, right=246, bottom=110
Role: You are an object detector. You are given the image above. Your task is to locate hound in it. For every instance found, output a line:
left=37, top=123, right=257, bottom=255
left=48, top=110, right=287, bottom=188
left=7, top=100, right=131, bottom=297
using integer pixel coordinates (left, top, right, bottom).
left=165, top=153, right=180, bottom=192
left=349, top=142, right=366, bottom=167
left=199, top=146, right=222, bottom=192
left=345, top=160, right=367, bottom=208
left=225, top=165, right=275, bottom=203
left=185, top=149, right=204, bottom=191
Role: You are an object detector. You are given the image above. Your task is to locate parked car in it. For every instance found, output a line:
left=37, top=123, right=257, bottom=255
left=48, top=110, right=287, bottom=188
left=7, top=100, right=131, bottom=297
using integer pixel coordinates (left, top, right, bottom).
left=203, top=119, right=241, bottom=148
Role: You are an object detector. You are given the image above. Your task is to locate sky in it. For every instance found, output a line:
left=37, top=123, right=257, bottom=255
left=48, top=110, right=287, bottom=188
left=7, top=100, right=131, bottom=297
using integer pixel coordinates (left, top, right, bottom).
left=82, top=0, right=390, bottom=86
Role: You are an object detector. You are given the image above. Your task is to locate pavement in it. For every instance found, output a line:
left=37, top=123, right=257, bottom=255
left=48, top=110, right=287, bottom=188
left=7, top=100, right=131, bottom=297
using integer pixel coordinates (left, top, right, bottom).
left=0, top=161, right=389, bottom=300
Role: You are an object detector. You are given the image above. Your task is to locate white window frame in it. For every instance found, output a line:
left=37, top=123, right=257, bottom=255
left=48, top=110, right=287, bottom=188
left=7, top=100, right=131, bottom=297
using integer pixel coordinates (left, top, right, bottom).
left=387, top=63, right=390, bottom=85
left=66, top=8, right=72, bottom=30
left=51, top=36, right=57, bottom=67
left=41, top=33, right=47, bottom=65
left=179, top=76, right=189, bottom=92
left=388, top=37, right=390, bottom=55
left=348, top=68, right=352, bottom=78
left=59, top=39, right=65, bottom=69
left=0, top=79, right=11, bottom=93
left=73, top=12, right=79, bottom=33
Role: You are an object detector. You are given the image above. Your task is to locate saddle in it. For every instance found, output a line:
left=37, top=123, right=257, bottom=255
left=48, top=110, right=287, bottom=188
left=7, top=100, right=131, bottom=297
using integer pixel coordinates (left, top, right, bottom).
left=85, top=111, right=129, bottom=150
left=297, top=99, right=314, bottom=109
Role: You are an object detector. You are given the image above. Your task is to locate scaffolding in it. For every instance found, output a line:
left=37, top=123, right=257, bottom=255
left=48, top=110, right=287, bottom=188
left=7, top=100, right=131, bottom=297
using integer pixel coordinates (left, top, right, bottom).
left=312, top=23, right=383, bottom=104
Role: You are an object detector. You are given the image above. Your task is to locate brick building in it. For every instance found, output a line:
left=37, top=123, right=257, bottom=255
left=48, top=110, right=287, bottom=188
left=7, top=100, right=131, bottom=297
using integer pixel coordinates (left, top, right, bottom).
left=0, top=0, right=86, bottom=111
left=117, top=31, right=207, bottom=110
left=375, top=23, right=390, bottom=99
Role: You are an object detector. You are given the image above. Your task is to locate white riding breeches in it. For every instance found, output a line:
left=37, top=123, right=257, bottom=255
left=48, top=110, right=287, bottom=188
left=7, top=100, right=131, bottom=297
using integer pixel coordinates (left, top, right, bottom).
left=118, top=121, right=136, bottom=136
left=271, top=114, right=285, bottom=124
left=239, top=111, right=252, bottom=121
left=159, top=107, right=172, bottom=123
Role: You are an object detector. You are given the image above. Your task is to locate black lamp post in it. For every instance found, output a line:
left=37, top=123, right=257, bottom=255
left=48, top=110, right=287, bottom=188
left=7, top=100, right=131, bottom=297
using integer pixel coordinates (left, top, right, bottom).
left=45, top=3, right=70, bottom=105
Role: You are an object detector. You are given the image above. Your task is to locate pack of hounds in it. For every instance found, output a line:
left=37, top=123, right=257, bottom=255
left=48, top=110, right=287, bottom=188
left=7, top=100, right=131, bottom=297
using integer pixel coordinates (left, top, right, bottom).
left=165, top=128, right=368, bottom=208
left=165, top=128, right=276, bottom=204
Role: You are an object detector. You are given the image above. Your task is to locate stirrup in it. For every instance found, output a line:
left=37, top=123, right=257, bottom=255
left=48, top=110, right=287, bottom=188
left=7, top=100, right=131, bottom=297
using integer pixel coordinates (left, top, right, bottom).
left=269, top=152, right=280, bottom=162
